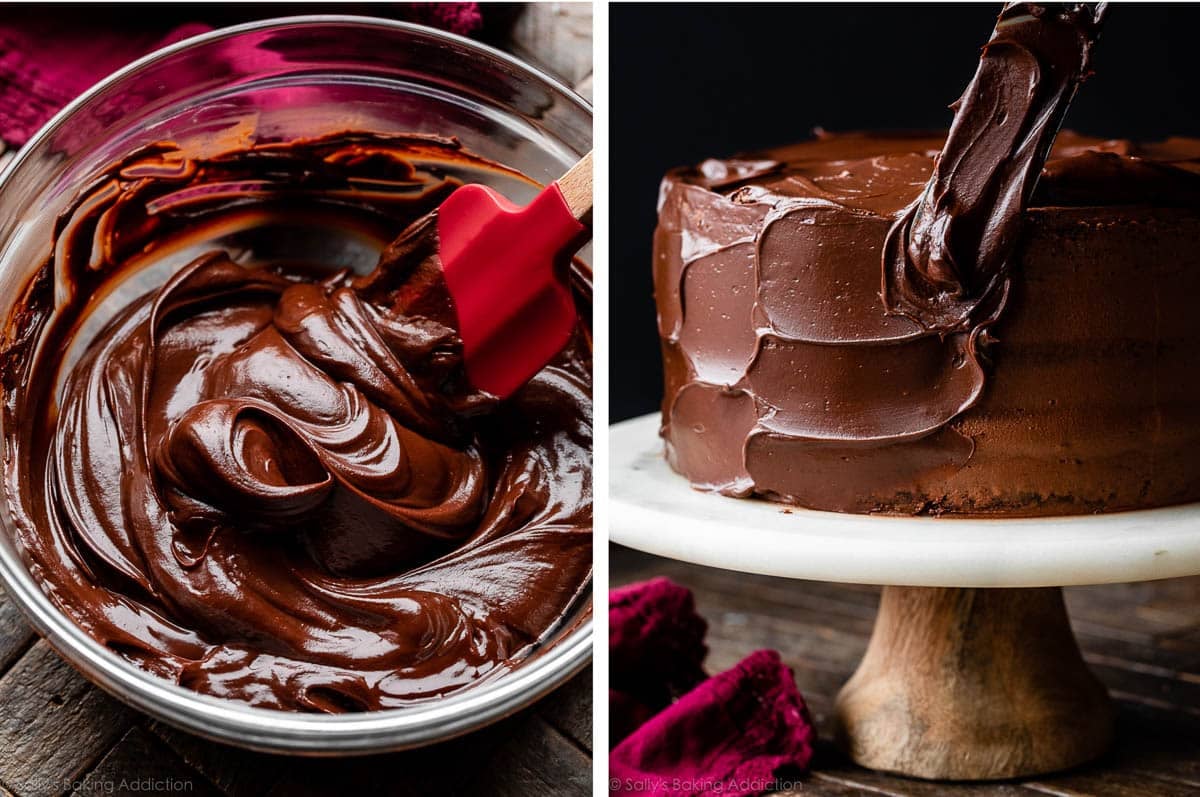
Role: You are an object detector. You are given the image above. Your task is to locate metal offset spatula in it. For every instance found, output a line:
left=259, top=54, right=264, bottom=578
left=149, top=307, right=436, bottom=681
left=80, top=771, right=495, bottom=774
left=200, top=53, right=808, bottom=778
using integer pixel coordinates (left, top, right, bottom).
left=435, top=150, right=593, bottom=399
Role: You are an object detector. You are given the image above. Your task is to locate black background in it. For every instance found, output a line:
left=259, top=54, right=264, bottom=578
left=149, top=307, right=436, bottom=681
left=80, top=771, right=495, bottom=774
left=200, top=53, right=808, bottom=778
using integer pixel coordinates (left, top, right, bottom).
left=610, top=2, right=1200, bottom=422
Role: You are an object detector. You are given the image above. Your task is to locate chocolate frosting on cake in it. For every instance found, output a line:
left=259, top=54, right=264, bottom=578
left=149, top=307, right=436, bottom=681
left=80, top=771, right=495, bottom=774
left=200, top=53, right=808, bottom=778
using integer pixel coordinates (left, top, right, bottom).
left=884, top=3, right=1107, bottom=332
left=656, top=2, right=1200, bottom=516
left=655, top=132, right=1200, bottom=514
left=2, top=133, right=592, bottom=711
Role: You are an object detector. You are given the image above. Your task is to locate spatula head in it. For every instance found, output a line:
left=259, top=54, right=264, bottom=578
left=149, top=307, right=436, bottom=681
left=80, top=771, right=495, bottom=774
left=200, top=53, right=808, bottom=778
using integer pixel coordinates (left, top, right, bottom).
left=437, top=182, right=586, bottom=398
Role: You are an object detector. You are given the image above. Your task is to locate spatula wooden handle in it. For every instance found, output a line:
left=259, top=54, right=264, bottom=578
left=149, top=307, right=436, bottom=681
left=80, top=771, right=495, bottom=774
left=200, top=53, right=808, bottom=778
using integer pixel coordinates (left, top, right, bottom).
left=555, top=150, right=593, bottom=222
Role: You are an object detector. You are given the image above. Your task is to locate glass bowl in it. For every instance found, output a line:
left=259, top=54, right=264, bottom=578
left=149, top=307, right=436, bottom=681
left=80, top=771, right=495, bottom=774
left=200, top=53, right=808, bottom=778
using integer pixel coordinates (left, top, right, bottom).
left=0, top=15, right=592, bottom=754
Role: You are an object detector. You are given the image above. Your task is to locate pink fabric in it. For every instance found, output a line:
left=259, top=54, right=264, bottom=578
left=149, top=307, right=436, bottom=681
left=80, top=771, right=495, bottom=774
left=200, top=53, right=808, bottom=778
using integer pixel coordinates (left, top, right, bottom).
left=609, top=579, right=816, bottom=796
left=404, top=2, right=483, bottom=35
left=610, top=577, right=708, bottom=745
left=609, top=687, right=659, bottom=749
left=610, top=650, right=816, bottom=797
left=0, top=22, right=209, bottom=146
left=0, top=5, right=483, bottom=148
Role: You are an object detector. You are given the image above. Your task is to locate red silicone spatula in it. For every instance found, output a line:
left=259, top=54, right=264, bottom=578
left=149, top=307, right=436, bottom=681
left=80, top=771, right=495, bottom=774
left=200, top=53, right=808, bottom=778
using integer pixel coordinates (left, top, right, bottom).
left=436, top=150, right=592, bottom=399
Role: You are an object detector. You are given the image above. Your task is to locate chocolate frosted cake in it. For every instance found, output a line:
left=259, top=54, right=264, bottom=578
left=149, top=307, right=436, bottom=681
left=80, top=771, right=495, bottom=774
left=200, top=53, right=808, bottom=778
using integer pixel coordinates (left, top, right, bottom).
left=653, top=5, right=1200, bottom=517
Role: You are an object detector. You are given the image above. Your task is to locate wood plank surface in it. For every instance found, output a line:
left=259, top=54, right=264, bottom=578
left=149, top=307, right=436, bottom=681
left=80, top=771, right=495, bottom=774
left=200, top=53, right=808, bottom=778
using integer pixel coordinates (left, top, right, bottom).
left=613, top=545, right=1200, bottom=797
left=79, top=728, right=222, bottom=797
left=0, top=631, right=591, bottom=797
left=0, top=585, right=37, bottom=676
left=0, top=642, right=136, bottom=796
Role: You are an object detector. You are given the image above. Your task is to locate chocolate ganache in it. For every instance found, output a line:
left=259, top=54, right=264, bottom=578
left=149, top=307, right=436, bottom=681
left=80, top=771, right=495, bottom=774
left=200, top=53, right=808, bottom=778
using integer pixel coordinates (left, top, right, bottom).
left=2, top=133, right=592, bottom=711
left=654, top=5, right=1200, bottom=516
left=657, top=131, right=1200, bottom=516
left=884, top=3, right=1107, bottom=332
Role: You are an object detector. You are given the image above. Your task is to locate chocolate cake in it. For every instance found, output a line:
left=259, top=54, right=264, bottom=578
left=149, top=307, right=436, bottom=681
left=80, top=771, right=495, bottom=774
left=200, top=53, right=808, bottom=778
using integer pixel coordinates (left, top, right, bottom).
left=653, top=5, right=1200, bottom=517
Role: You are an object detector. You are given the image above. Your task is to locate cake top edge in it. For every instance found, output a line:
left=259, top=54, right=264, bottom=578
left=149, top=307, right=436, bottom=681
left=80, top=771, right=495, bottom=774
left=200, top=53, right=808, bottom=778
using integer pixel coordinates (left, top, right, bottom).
left=666, top=130, right=1200, bottom=213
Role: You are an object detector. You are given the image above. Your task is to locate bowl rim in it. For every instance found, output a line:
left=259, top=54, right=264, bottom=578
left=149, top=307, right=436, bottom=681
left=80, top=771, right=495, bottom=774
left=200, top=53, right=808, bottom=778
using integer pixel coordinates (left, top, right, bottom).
left=0, top=14, right=593, bottom=754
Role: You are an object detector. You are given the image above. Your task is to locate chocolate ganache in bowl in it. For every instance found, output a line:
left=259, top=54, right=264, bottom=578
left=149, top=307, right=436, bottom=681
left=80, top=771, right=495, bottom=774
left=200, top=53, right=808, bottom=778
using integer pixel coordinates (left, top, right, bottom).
left=0, top=18, right=591, bottom=751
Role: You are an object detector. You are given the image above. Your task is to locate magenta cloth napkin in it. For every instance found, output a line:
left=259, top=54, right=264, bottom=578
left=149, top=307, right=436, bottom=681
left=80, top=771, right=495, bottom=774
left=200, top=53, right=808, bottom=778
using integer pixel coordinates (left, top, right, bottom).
left=0, top=5, right=483, bottom=148
left=610, top=577, right=709, bottom=744
left=609, top=579, right=816, bottom=797
left=402, top=2, right=483, bottom=35
left=0, top=22, right=209, bottom=146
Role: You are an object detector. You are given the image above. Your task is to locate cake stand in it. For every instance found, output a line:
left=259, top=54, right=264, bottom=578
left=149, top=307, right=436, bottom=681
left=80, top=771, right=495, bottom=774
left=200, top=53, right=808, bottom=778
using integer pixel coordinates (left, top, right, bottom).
left=610, top=413, right=1200, bottom=781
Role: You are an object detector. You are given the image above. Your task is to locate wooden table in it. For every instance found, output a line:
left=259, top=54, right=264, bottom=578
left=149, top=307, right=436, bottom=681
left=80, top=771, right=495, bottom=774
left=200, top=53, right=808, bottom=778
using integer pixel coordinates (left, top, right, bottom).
left=0, top=5, right=593, bottom=795
left=613, top=544, right=1200, bottom=797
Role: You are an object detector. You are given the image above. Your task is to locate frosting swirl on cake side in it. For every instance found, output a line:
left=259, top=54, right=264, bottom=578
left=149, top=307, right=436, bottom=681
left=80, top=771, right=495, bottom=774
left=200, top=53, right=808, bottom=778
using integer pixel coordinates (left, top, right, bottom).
left=654, top=131, right=1200, bottom=514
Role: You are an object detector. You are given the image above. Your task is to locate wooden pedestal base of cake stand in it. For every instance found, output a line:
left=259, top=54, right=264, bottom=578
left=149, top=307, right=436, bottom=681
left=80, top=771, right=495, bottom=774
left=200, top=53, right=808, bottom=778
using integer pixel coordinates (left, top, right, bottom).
left=610, top=413, right=1200, bottom=781
left=833, top=585, right=1112, bottom=779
